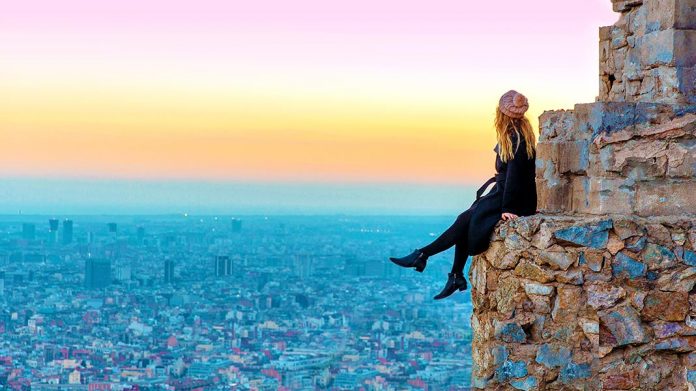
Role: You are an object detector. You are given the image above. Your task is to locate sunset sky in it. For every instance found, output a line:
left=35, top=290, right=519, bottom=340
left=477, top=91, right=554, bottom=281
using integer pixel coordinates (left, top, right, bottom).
left=1, top=0, right=617, bottom=186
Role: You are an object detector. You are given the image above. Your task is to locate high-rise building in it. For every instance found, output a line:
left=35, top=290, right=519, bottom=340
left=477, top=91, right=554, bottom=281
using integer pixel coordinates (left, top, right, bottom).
left=215, top=255, right=232, bottom=277
left=114, top=264, right=132, bottom=282
left=137, top=226, right=145, bottom=244
left=164, top=259, right=175, bottom=283
left=107, top=222, right=118, bottom=233
left=84, top=258, right=111, bottom=289
left=231, top=218, right=242, bottom=233
left=22, top=223, right=36, bottom=241
left=62, top=219, right=73, bottom=244
left=48, top=219, right=59, bottom=243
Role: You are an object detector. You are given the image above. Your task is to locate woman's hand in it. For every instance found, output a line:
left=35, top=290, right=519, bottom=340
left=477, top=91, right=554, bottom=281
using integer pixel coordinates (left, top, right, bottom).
left=501, top=212, right=519, bottom=221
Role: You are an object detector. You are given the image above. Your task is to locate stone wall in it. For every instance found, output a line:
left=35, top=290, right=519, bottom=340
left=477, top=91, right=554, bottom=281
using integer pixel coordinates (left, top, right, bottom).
left=536, top=104, right=695, bottom=216
left=600, top=0, right=695, bottom=104
left=470, top=0, right=696, bottom=389
left=470, top=214, right=695, bottom=389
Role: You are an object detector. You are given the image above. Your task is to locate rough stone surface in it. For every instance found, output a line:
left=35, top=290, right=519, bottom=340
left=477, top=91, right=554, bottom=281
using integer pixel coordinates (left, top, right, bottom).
left=471, top=215, right=695, bottom=389
left=641, top=290, right=688, bottom=321
left=470, top=1, right=696, bottom=389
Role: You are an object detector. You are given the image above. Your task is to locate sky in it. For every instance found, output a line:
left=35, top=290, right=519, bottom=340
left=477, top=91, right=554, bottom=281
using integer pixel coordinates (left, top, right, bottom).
left=0, top=1, right=617, bottom=214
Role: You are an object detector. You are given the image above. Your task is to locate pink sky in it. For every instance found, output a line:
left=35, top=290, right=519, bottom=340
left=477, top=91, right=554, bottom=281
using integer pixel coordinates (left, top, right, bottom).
left=0, top=0, right=618, bottom=184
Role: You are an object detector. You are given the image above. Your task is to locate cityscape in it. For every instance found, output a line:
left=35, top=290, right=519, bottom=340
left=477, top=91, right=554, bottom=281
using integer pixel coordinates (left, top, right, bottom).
left=0, top=214, right=474, bottom=390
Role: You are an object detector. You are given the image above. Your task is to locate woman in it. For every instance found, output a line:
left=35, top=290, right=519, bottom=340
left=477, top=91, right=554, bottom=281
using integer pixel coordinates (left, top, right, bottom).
left=390, top=90, right=537, bottom=300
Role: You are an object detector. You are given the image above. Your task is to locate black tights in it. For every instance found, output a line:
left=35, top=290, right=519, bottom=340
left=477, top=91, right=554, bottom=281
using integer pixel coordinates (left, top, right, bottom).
left=418, top=208, right=473, bottom=275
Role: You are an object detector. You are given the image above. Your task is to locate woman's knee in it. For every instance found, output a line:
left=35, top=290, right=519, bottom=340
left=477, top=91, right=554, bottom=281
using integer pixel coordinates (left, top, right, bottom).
left=456, top=209, right=473, bottom=223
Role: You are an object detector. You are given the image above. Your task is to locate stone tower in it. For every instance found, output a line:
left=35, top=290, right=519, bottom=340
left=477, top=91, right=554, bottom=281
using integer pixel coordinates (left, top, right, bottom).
left=470, top=0, right=695, bottom=389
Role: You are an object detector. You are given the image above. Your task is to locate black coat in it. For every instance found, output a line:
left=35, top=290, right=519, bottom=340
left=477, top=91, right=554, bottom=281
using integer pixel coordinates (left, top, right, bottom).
left=466, top=131, right=537, bottom=255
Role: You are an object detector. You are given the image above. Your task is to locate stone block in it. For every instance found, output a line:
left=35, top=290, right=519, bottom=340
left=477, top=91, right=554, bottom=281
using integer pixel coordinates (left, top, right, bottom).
left=612, top=0, right=644, bottom=12
left=625, top=235, right=648, bottom=252
left=486, top=241, right=519, bottom=270
left=495, top=276, right=522, bottom=315
left=613, top=218, right=646, bottom=239
left=510, top=377, right=538, bottom=391
left=495, top=360, right=528, bottom=382
left=646, top=223, right=673, bottom=242
left=579, top=250, right=605, bottom=271
left=556, top=268, right=585, bottom=285
left=491, top=345, right=508, bottom=366
left=514, top=260, right=554, bottom=283
left=601, top=368, right=641, bottom=389
left=553, top=219, right=613, bottom=248
left=666, top=141, right=696, bottom=178
left=675, top=0, right=696, bottom=29
left=568, top=176, right=591, bottom=213
left=535, top=344, right=572, bottom=369
left=529, top=295, right=551, bottom=314
left=609, top=138, right=669, bottom=177
left=505, top=232, right=530, bottom=251
left=584, top=177, right=636, bottom=215
left=535, top=177, right=570, bottom=214
left=634, top=28, right=696, bottom=70
left=674, top=29, right=696, bottom=67
left=531, top=221, right=556, bottom=249
left=494, top=322, right=527, bottom=343
left=587, top=283, right=627, bottom=309
left=514, top=216, right=542, bottom=240
left=653, top=336, right=696, bottom=351
left=552, top=285, right=584, bottom=322
left=559, top=140, right=590, bottom=175
left=539, top=110, right=577, bottom=142
left=559, top=362, right=592, bottom=384
left=649, top=66, right=683, bottom=103
left=635, top=180, right=696, bottom=216
left=470, top=256, right=489, bottom=308
left=607, top=233, right=626, bottom=254
left=612, top=251, right=648, bottom=278
left=646, top=0, right=696, bottom=30
left=643, top=242, right=677, bottom=270
left=538, top=250, right=577, bottom=271
left=523, top=282, right=554, bottom=296
left=652, top=321, right=683, bottom=338
left=600, top=305, right=649, bottom=347
left=656, top=266, right=696, bottom=291
left=680, top=65, right=696, bottom=103
left=581, top=318, right=600, bottom=336
left=684, top=249, right=696, bottom=266
left=642, top=290, right=689, bottom=321
left=575, top=102, right=636, bottom=138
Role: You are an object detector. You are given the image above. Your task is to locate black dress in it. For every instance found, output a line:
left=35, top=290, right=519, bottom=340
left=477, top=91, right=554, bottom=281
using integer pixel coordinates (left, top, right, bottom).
left=466, top=131, right=537, bottom=255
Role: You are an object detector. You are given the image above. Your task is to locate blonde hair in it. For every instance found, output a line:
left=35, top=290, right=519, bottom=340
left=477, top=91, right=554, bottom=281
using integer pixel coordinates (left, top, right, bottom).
left=495, top=106, right=536, bottom=162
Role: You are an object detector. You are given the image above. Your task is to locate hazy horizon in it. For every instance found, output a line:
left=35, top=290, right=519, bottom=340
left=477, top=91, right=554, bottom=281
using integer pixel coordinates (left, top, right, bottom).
left=0, top=178, right=483, bottom=216
left=1, top=1, right=616, bottom=183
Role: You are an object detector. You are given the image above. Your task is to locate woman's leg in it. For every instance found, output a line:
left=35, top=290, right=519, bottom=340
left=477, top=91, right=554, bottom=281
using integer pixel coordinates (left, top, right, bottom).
left=419, top=208, right=474, bottom=257
left=452, top=236, right=468, bottom=275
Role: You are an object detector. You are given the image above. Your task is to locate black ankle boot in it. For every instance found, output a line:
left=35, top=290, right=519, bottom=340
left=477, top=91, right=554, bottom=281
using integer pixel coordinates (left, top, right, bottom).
left=433, top=272, right=467, bottom=300
left=389, top=249, right=428, bottom=272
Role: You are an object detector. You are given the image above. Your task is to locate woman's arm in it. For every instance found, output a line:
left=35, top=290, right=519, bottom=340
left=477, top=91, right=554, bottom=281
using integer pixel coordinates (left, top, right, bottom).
left=501, top=134, right=527, bottom=215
